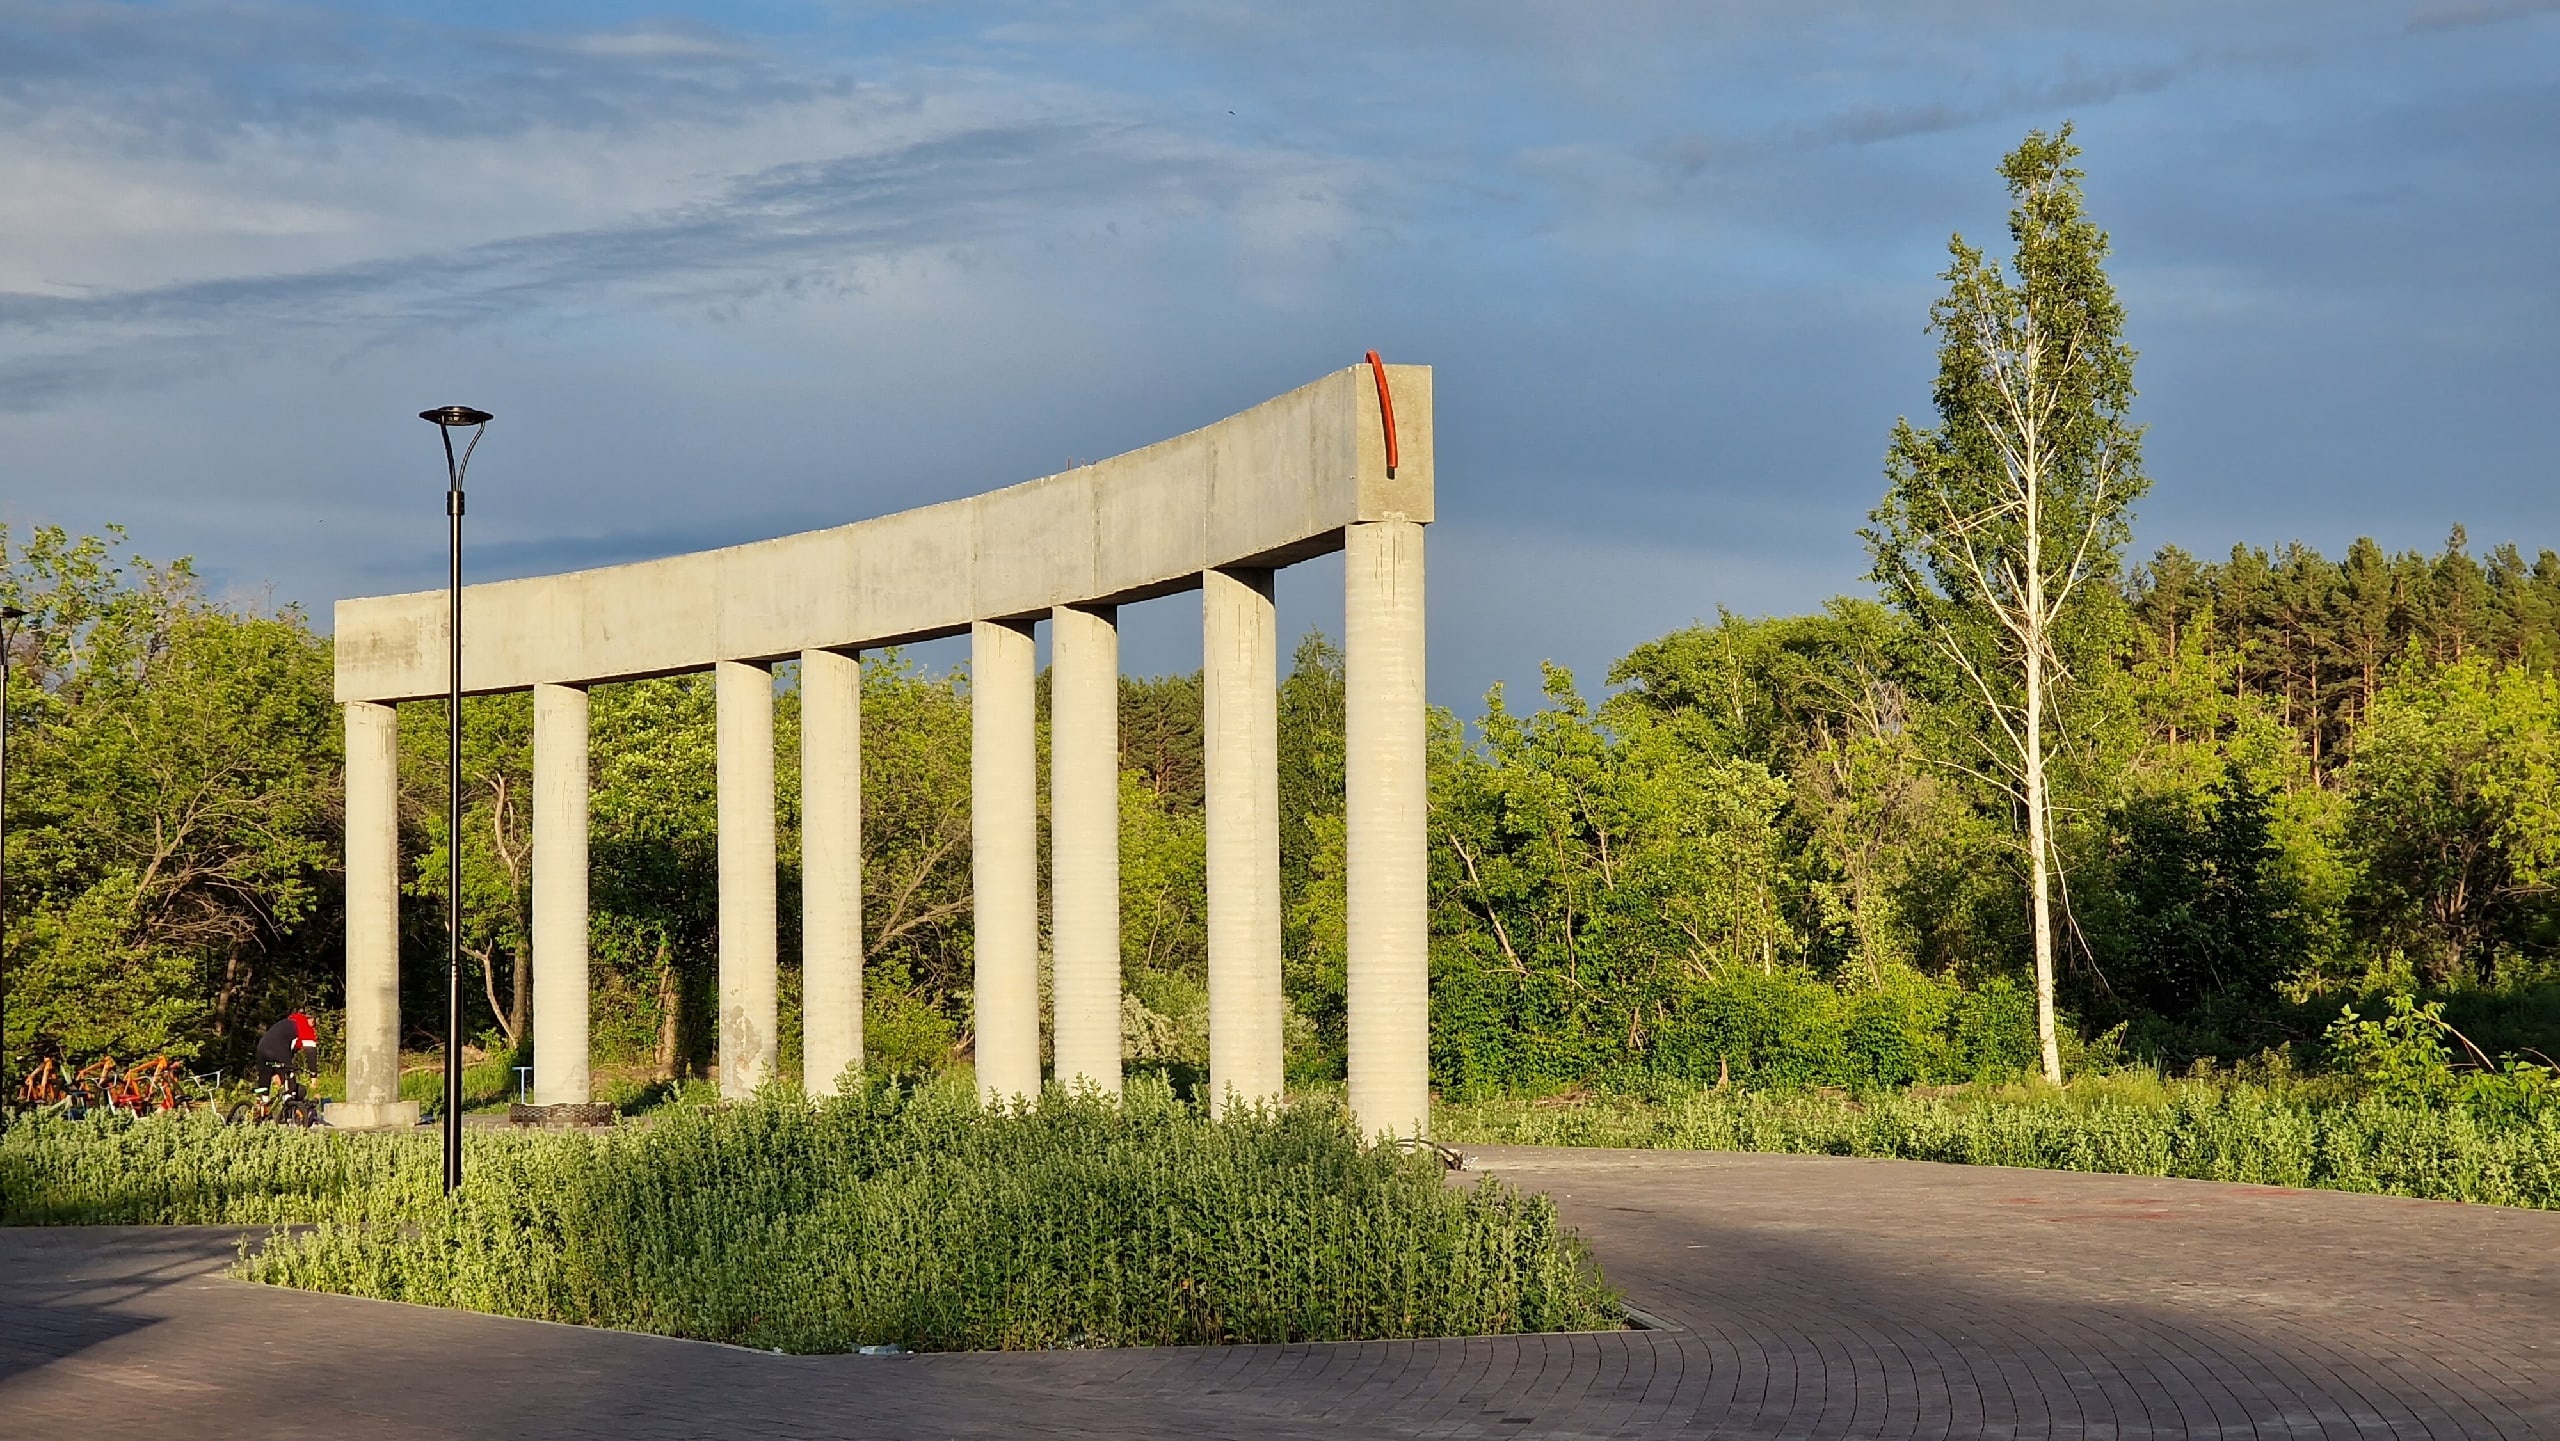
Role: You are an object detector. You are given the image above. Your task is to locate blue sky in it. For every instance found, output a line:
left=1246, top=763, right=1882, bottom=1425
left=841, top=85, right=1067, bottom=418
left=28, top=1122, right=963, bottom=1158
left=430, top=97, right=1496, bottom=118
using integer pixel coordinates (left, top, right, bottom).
left=2, top=1, right=2553, bottom=707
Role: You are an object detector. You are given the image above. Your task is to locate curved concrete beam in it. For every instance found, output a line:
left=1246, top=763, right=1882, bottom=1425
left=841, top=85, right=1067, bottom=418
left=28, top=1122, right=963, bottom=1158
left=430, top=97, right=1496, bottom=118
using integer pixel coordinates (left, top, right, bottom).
left=334, top=365, right=1432, bottom=703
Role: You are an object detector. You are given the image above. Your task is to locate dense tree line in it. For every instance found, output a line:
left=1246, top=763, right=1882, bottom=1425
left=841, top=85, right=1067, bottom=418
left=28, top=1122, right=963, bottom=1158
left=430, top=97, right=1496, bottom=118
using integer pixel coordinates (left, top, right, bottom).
left=2130, top=531, right=2560, bottom=777
left=5, top=518, right=2555, bottom=1087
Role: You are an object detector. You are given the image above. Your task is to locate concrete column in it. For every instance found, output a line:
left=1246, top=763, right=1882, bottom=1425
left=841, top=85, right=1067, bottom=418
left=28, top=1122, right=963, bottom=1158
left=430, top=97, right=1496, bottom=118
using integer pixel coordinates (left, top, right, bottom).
left=331, top=701, right=416, bottom=1129
left=530, top=683, right=590, bottom=1106
left=971, top=619, right=1041, bottom=1106
left=1346, top=520, right=1429, bottom=1140
left=801, top=648, right=863, bottom=1096
left=716, top=660, right=778, bottom=1098
left=1204, top=567, right=1283, bottom=1116
left=1049, top=604, right=1121, bottom=1095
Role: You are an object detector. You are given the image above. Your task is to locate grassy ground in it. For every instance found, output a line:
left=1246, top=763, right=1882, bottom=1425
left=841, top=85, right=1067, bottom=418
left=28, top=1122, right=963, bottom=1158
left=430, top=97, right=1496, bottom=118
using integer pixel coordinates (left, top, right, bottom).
left=1435, top=1074, right=2560, bottom=1208
left=1, top=1076, right=1619, bottom=1353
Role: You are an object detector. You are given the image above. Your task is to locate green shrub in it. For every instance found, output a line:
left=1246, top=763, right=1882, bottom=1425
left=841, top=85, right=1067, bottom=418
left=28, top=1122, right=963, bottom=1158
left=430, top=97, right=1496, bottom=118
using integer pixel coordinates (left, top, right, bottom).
left=1433, top=962, right=2039, bottom=1096
left=0, top=1110, right=437, bottom=1224
left=4, top=1078, right=1618, bottom=1353
left=1438, top=1080, right=2560, bottom=1209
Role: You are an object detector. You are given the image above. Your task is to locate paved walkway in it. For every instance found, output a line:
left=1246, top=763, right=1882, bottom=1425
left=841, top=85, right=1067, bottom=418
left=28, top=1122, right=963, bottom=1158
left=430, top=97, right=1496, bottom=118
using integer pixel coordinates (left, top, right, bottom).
left=4, top=1147, right=2552, bottom=1438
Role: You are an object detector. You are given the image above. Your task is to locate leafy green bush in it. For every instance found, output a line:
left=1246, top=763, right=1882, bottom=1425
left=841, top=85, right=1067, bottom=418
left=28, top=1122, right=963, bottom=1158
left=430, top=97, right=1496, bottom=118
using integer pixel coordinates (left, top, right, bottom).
left=2322, top=992, right=2560, bottom=1122
left=0, top=1109, right=437, bottom=1224
left=4, top=1078, right=1618, bottom=1353
left=2323, top=994, right=2467, bottom=1103
left=1440, top=1080, right=2560, bottom=1209
left=1433, top=962, right=2038, bottom=1096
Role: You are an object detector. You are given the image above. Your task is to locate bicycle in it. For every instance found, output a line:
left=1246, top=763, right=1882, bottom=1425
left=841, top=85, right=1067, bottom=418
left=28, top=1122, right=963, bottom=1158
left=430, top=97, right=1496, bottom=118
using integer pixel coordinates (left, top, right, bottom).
left=226, top=1072, right=322, bottom=1127
left=108, top=1056, right=186, bottom=1114
left=13, top=1056, right=74, bottom=1114
left=70, top=1055, right=120, bottom=1113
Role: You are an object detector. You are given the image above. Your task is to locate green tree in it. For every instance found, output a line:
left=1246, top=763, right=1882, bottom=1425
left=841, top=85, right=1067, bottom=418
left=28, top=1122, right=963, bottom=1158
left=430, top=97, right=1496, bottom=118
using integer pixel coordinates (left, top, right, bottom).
left=3, top=526, right=339, bottom=1064
left=1864, top=124, right=2148, bottom=1082
left=2342, top=657, right=2560, bottom=983
left=2097, top=769, right=2302, bottom=1015
left=588, top=675, right=720, bottom=1079
left=1431, top=666, right=1795, bottom=1086
left=400, top=692, right=536, bottom=1052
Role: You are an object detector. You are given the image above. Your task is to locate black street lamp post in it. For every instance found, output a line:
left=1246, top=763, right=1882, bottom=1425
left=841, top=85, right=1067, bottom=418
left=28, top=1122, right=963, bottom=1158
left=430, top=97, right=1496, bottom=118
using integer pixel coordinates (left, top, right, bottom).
left=0, top=604, right=24, bottom=1101
left=421, top=406, right=491, bottom=1193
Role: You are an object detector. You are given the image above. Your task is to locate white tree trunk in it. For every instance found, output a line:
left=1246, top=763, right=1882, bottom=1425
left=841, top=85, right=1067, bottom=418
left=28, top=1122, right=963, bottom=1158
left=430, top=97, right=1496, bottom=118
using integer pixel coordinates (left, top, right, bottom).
left=2021, top=411, right=2065, bottom=1086
left=2024, top=640, right=2062, bottom=1085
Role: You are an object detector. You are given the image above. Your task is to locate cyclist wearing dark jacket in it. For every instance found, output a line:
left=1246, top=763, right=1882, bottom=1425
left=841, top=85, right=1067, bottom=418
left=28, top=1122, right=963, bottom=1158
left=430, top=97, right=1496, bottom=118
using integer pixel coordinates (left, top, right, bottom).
left=257, top=1012, right=318, bottom=1095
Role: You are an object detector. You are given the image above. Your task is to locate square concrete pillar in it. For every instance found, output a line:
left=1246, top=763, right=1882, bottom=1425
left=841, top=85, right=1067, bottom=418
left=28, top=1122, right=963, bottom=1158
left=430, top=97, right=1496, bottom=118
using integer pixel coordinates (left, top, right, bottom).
left=1049, top=604, right=1121, bottom=1096
left=531, top=683, right=590, bottom=1106
left=1204, top=567, right=1283, bottom=1116
left=716, top=660, right=778, bottom=1098
left=1345, top=520, right=1429, bottom=1140
left=802, top=648, right=863, bottom=1096
left=329, top=700, right=419, bottom=1130
left=972, top=619, right=1041, bottom=1106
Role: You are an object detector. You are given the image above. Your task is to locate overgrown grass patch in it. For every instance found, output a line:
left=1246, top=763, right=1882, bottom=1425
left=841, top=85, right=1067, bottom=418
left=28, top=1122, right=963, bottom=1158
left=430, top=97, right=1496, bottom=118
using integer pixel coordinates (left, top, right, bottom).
left=3, top=1076, right=1617, bottom=1352
left=1437, top=1080, right=2560, bottom=1208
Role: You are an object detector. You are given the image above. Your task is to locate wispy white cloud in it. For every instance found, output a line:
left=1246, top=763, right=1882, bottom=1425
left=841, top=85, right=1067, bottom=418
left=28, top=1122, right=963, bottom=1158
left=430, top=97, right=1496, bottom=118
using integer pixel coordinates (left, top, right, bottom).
left=2406, top=0, right=2560, bottom=31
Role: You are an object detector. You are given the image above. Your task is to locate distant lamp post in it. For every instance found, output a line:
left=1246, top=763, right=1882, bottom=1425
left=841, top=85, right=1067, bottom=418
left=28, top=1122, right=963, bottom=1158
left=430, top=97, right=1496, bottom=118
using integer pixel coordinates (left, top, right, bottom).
left=0, top=604, right=24, bottom=1101
left=420, top=405, right=492, bottom=1193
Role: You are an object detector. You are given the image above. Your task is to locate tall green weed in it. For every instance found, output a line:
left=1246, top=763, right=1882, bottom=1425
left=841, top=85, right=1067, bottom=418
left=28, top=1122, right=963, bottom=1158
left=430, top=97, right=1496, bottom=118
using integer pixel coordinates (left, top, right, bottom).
left=1440, top=1081, right=2560, bottom=1208
left=3, top=1077, right=1618, bottom=1353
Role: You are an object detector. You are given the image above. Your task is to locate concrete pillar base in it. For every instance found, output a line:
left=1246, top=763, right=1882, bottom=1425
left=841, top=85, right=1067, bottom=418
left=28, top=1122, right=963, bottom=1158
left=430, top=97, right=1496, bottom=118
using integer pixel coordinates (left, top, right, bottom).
left=323, top=1100, right=421, bottom=1130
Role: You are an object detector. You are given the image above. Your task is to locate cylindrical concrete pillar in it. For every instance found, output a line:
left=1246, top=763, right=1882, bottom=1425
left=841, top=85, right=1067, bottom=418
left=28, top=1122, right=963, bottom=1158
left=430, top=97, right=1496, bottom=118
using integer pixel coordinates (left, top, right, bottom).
left=716, top=660, right=778, bottom=1098
left=971, top=619, right=1041, bottom=1106
left=1345, top=520, right=1429, bottom=1140
left=801, top=648, right=863, bottom=1096
left=1204, top=567, right=1283, bottom=1116
left=338, top=701, right=413, bottom=1127
left=530, top=683, right=590, bottom=1106
left=1049, top=604, right=1121, bottom=1096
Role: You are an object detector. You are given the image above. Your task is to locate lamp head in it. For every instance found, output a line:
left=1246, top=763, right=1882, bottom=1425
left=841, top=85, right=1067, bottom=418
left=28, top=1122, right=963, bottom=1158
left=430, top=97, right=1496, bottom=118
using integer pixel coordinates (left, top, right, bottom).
left=419, top=406, right=494, bottom=427
left=0, top=606, right=25, bottom=622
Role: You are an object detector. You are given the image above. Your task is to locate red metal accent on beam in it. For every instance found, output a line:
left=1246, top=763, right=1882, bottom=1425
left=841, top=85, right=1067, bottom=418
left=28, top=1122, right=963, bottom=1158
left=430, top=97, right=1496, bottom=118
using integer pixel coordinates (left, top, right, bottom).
left=1365, top=350, right=1399, bottom=479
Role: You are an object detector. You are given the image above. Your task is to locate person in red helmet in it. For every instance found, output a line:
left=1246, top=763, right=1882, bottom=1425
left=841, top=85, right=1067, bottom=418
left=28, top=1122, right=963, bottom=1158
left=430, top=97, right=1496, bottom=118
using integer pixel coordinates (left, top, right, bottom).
left=256, top=1011, right=319, bottom=1102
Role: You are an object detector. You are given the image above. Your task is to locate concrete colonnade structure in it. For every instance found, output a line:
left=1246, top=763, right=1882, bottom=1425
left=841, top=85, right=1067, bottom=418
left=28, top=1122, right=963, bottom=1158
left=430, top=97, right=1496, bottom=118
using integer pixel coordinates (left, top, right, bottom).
left=329, top=364, right=1434, bottom=1139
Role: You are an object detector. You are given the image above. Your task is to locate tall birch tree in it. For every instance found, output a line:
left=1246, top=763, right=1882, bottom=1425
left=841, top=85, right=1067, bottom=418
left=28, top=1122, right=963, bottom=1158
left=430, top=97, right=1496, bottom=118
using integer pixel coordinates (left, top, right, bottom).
left=1864, top=126, right=2146, bottom=1083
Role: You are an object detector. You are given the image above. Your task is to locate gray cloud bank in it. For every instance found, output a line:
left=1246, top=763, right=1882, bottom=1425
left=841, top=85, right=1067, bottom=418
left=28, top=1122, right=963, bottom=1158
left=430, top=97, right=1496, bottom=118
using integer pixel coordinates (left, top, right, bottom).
left=0, top=0, right=2552, bottom=707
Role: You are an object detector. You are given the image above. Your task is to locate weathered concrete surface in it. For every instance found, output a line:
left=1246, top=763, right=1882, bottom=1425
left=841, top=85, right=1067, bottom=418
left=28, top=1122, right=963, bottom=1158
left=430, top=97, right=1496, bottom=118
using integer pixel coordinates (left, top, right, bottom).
left=1205, top=566, right=1283, bottom=1116
left=1345, top=519, right=1429, bottom=1141
left=715, top=660, right=777, bottom=1099
left=334, top=366, right=1434, bottom=703
left=799, top=648, right=863, bottom=1097
left=1049, top=605, right=1122, bottom=1096
left=531, top=683, right=590, bottom=1106
left=7, top=1152, right=2551, bottom=1439
left=339, top=701, right=409, bottom=1123
left=971, top=619, right=1040, bottom=1106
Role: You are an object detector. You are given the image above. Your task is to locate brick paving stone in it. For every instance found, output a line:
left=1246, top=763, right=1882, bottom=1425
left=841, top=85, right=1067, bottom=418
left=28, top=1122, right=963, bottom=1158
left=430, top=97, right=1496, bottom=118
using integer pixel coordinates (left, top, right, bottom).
left=4, top=1146, right=2554, bottom=1438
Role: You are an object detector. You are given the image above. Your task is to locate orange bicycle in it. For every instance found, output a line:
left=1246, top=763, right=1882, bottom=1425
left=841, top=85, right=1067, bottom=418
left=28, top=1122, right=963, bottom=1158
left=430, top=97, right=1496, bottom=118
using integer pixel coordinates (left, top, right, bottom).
left=70, top=1056, right=119, bottom=1112
left=109, top=1057, right=186, bottom=1114
left=14, top=1056, right=73, bottom=1111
